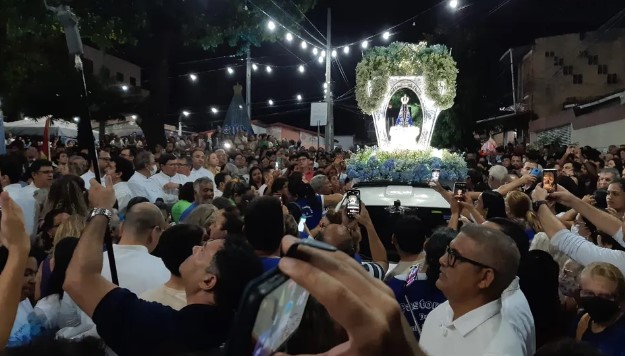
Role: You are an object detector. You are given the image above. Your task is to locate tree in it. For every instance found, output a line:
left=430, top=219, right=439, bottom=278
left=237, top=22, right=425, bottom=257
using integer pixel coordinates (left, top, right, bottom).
left=0, top=0, right=317, bottom=148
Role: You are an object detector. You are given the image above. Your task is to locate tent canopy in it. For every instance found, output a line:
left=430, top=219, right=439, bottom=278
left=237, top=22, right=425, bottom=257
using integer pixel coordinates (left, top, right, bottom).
left=4, top=119, right=99, bottom=139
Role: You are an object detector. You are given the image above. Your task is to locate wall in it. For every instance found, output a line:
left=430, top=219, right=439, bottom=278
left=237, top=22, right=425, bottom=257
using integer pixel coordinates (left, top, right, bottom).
left=522, top=30, right=625, bottom=119
left=83, top=45, right=142, bottom=86
left=571, top=119, right=625, bottom=149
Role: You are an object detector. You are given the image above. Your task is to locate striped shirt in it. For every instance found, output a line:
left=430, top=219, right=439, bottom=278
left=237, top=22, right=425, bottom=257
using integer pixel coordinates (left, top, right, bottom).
left=362, top=262, right=385, bottom=280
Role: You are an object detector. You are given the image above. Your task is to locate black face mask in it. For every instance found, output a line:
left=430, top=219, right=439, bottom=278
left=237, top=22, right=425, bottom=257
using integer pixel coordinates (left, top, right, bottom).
left=580, top=296, right=621, bottom=323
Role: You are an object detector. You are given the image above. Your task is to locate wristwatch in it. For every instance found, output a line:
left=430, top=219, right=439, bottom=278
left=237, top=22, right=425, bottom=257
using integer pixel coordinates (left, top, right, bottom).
left=532, top=200, right=548, bottom=212
left=87, top=208, right=114, bottom=222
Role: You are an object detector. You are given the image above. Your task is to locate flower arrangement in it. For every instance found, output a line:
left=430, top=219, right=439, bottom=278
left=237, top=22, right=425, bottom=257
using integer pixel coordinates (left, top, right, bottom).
left=347, top=147, right=467, bottom=184
left=355, top=42, right=458, bottom=114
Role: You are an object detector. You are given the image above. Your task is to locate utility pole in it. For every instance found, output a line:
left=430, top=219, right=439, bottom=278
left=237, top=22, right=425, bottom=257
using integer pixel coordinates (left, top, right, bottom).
left=246, top=47, right=252, bottom=125
left=324, top=8, right=334, bottom=150
left=509, top=48, right=517, bottom=114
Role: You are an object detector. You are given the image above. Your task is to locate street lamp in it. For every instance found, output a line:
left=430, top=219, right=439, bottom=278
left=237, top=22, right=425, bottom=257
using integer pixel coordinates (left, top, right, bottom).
left=268, top=99, right=274, bottom=106
left=449, top=0, right=459, bottom=9
left=179, top=111, right=190, bottom=135
left=189, top=73, right=198, bottom=82
left=121, top=85, right=129, bottom=92
left=211, top=107, right=218, bottom=114
left=296, top=94, right=302, bottom=101
left=227, top=67, right=234, bottom=75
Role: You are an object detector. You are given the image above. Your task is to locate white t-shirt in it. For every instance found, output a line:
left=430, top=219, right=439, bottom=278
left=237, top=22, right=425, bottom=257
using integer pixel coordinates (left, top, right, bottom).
left=189, top=167, right=215, bottom=183
left=140, top=285, right=187, bottom=311
left=502, top=277, right=536, bottom=356
left=101, top=244, right=170, bottom=295
left=146, top=172, right=188, bottom=205
left=113, top=181, right=133, bottom=213
left=7, top=299, right=35, bottom=347
left=128, top=171, right=150, bottom=199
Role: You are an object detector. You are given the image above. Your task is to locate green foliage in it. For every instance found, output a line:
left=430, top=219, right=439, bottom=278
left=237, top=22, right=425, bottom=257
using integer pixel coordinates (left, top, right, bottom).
left=355, top=42, right=458, bottom=114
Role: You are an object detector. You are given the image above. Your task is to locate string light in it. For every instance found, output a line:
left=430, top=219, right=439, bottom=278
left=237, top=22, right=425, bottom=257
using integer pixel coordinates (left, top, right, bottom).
left=449, top=0, right=458, bottom=9
left=343, top=46, right=350, bottom=54
left=189, top=73, right=198, bottom=81
left=321, top=50, right=326, bottom=57
left=382, top=31, right=391, bottom=40
left=267, top=21, right=276, bottom=31
left=131, top=115, right=137, bottom=119
left=227, top=67, right=234, bottom=74
left=318, top=56, right=324, bottom=64
left=268, top=99, right=274, bottom=106
left=211, top=107, right=218, bottom=114
left=312, top=48, right=318, bottom=55
left=286, top=33, right=293, bottom=42
left=182, top=110, right=190, bottom=117
left=331, top=50, right=337, bottom=58
left=266, top=65, right=272, bottom=73
left=73, top=117, right=79, bottom=122
left=301, top=41, right=308, bottom=49
left=252, top=63, right=258, bottom=71
left=298, top=65, right=305, bottom=73
left=323, top=83, right=328, bottom=89
left=361, top=41, right=369, bottom=49
left=121, top=85, right=129, bottom=91
left=296, top=94, right=303, bottom=101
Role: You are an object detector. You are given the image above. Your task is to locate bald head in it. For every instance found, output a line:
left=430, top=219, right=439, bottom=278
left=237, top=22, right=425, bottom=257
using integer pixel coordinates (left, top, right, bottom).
left=460, top=224, right=520, bottom=295
left=122, top=202, right=166, bottom=240
left=316, top=224, right=354, bottom=255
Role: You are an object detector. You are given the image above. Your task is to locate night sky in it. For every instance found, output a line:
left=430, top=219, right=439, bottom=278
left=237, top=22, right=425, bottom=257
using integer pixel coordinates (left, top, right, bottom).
left=121, top=0, right=624, bottom=138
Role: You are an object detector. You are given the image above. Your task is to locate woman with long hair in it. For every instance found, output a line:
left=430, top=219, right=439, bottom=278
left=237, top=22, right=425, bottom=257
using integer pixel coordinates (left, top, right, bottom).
left=204, top=152, right=220, bottom=175
left=248, top=166, right=264, bottom=190
left=222, top=179, right=253, bottom=214
left=42, top=175, right=89, bottom=217
left=505, top=190, right=544, bottom=239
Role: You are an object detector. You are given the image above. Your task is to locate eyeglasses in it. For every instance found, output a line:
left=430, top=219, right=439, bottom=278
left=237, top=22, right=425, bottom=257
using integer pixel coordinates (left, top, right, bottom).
left=445, top=246, right=497, bottom=272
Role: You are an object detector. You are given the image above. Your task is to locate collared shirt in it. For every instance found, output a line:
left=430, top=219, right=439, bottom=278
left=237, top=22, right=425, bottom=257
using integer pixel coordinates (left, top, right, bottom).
left=189, top=167, right=214, bottom=183
left=80, top=171, right=107, bottom=190
left=113, top=181, right=133, bottom=213
left=551, top=229, right=625, bottom=275
left=128, top=171, right=150, bottom=199
left=502, top=277, right=536, bottom=356
left=3, top=183, right=24, bottom=198
left=420, top=299, right=524, bottom=356
left=101, top=244, right=170, bottom=295
left=146, top=172, right=188, bottom=205
left=214, top=188, right=223, bottom=198
left=93, top=288, right=232, bottom=356
left=21, top=182, right=39, bottom=199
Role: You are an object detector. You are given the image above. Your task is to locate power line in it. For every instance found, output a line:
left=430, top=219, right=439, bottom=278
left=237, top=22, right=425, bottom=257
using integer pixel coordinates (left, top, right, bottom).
left=267, top=0, right=327, bottom=46
left=286, top=0, right=326, bottom=41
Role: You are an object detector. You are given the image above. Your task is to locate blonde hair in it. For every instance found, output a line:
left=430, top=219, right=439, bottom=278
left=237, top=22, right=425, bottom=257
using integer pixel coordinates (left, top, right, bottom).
left=284, top=214, right=298, bottom=236
left=182, top=204, right=218, bottom=229
left=581, top=262, right=625, bottom=303
left=506, top=191, right=543, bottom=232
left=52, top=215, right=86, bottom=255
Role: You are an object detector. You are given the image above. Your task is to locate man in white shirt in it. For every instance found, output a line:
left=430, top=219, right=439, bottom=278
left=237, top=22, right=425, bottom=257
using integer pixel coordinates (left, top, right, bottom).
left=80, top=149, right=110, bottom=190
left=213, top=172, right=231, bottom=198
left=188, top=148, right=214, bottom=182
left=146, top=153, right=188, bottom=205
left=128, top=151, right=156, bottom=199
left=0, top=155, right=27, bottom=197
left=106, top=157, right=134, bottom=213
left=177, top=155, right=193, bottom=182
left=101, top=202, right=170, bottom=294
left=420, top=225, right=524, bottom=356
left=22, top=159, right=54, bottom=198
left=488, top=165, right=508, bottom=192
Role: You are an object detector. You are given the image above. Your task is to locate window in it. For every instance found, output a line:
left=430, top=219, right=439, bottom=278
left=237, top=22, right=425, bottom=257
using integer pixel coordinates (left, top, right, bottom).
left=558, top=58, right=564, bottom=66
left=130, top=76, right=137, bottom=86
left=83, top=58, right=94, bottom=75
left=588, top=55, right=598, bottom=65
left=101, top=66, right=111, bottom=78
left=545, top=51, right=550, bottom=57
left=545, top=51, right=555, bottom=58
left=116, top=72, right=124, bottom=82
left=573, top=74, right=583, bottom=84
left=608, top=74, right=618, bottom=84
left=598, top=65, right=608, bottom=75
left=553, top=57, right=559, bottom=66
left=563, top=66, right=573, bottom=75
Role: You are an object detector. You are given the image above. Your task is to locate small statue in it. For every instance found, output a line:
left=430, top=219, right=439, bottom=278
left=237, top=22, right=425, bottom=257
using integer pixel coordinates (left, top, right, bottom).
left=394, top=95, right=413, bottom=127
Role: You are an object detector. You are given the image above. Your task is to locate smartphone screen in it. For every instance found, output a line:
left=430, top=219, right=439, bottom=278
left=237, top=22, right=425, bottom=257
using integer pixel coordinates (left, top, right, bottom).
left=595, top=189, right=608, bottom=210
left=346, top=189, right=360, bottom=218
left=297, top=217, right=307, bottom=233
left=530, top=167, right=541, bottom=177
left=543, top=169, right=557, bottom=193
left=453, top=182, right=467, bottom=201
left=431, top=169, right=440, bottom=182
left=251, top=279, right=310, bottom=356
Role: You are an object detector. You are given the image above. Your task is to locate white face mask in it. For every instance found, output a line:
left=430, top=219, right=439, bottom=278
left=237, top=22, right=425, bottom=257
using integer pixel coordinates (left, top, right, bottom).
left=150, top=164, right=158, bottom=175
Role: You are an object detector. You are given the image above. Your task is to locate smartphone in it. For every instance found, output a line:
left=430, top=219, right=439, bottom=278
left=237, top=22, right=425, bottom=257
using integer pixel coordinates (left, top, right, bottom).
left=431, top=169, right=440, bottom=182
left=345, top=189, right=361, bottom=219
left=453, top=182, right=467, bottom=201
left=595, top=189, right=608, bottom=210
left=530, top=167, right=542, bottom=177
left=298, top=216, right=307, bottom=233
left=543, top=168, right=558, bottom=194
left=224, top=268, right=310, bottom=356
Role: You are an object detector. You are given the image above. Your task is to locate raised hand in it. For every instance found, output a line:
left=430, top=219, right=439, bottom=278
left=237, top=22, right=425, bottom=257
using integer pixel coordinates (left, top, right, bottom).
left=0, top=192, right=29, bottom=253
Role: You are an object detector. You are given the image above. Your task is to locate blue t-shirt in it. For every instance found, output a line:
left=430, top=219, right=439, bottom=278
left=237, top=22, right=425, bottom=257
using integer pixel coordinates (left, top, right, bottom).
left=576, top=314, right=625, bottom=356
left=296, top=195, right=323, bottom=230
left=261, top=257, right=281, bottom=272
left=386, top=271, right=446, bottom=340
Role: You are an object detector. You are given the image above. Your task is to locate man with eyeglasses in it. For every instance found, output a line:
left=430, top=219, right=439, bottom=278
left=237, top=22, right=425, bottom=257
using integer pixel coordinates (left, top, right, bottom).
left=81, top=149, right=111, bottom=190
left=146, top=153, right=188, bottom=206
left=22, top=159, right=54, bottom=198
left=420, top=224, right=524, bottom=356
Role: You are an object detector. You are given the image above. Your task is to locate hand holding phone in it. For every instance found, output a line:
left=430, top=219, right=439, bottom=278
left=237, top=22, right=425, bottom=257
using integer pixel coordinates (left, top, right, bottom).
left=453, top=182, right=467, bottom=202
left=431, top=169, right=440, bottom=182
left=542, top=169, right=558, bottom=194
left=345, top=189, right=361, bottom=219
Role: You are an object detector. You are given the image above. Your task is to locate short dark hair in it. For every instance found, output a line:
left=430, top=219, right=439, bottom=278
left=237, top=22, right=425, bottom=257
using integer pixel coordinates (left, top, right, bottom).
left=296, top=152, right=311, bottom=160
left=487, top=217, right=529, bottom=262
left=112, top=157, right=134, bottom=182
left=211, top=237, right=263, bottom=310
left=126, top=196, right=150, bottom=212
left=30, top=159, right=53, bottom=176
left=212, top=197, right=235, bottom=210
left=214, top=172, right=229, bottom=187
left=244, top=196, right=284, bottom=252
left=425, top=227, right=456, bottom=286
left=158, top=153, right=177, bottom=166
left=0, top=154, right=24, bottom=184
left=134, top=151, right=153, bottom=170
left=393, top=216, right=427, bottom=254
left=178, top=182, right=195, bottom=202
left=271, top=177, right=288, bottom=194
left=155, top=224, right=204, bottom=277
left=222, top=209, right=244, bottom=234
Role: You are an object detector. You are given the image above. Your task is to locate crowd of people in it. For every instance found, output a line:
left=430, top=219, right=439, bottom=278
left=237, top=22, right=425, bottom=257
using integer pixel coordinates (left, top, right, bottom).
left=0, top=131, right=624, bottom=356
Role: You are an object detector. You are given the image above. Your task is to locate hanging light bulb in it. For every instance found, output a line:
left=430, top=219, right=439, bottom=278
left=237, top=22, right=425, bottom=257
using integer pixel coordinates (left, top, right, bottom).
left=312, top=48, right=319, bottom=55
left=301, top=41, right=308, bottom=49
left=286, top=33, right=293, bottom=42
left=318, top=56, right=324, bottom=64
left=189, top=73, right=198, bottom=81
left=266, top=65, right=272, bottom=73
left=343, top=46, right=350, bottom=54
left=331, top=50, right=337, bottom=58
left=361, top=41, right=369, bottom=49
left=211, top=107, right=218, bottom=114
left=252, top=63, right=258, bottom=71
left=268, top=99, right=274, bottom=106
left=449, top=0, right=459, bottom=9
left=296, top=94, right=303, bottom=101
left=323, top=83, right=328, bottom=89
left=321, top=50, right=326, bottom=57
left=382, top=31, right=391, bottom=40
left=267, top=21, right=276, bottom=31
left=227, top=67, right=234, bottom=74
left=298, top=65, right=305, bottom=73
